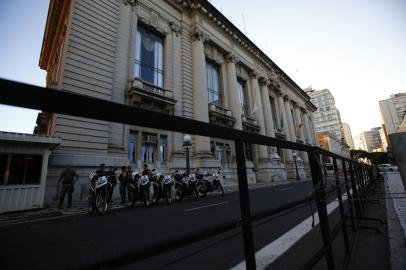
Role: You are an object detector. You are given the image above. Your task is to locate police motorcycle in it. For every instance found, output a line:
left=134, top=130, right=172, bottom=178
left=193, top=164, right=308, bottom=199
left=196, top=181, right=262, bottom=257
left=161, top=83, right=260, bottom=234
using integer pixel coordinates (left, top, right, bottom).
left=162, top=175, right=174, bottom=204
left=127, top=171, right=141, bottom=208
left=150, top=169, right=164, bottom=205
left=196, top=169, right=225, bottom=198
left=173, top=170, right=198, bottom=201
left=88, top=171, right=114, bottom=215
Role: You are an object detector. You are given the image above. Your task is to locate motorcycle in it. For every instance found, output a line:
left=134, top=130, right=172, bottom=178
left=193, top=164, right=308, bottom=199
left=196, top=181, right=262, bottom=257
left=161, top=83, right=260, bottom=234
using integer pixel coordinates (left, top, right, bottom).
left=150, top=170, right=164, bottom=205
left=127, top=171, right=152, bottom=208
left=162, top=175, right=174, bottom=204
left=197, top=169, right=225, bottom=198
left=88, top=172, right=112, bottom=215
left=127, top=171, right=140, bottom=208
left=173, top=170, right=198, bottom=201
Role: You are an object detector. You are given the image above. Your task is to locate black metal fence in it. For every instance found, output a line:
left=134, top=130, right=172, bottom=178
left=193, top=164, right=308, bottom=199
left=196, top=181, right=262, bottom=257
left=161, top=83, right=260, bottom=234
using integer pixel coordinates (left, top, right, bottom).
left=0, top=78, right=377, bottom=270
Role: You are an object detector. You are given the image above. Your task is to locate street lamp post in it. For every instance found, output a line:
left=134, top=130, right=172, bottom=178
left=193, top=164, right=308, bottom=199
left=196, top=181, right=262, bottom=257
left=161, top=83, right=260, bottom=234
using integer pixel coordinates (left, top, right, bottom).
left=293, top=152, right=301, bottom=181
left=183, top=135, right=192, bottom=175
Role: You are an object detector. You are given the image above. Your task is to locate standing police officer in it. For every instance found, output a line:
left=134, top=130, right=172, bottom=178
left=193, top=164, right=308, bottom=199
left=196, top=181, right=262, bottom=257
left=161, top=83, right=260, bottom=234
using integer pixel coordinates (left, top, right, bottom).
left=58, top=166, right=79, bottom=209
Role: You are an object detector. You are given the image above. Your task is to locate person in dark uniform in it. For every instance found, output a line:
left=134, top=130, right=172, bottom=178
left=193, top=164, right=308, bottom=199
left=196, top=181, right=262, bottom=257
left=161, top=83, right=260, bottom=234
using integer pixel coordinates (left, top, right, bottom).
left=106, top=166, right=117, bottom=203
left=118, top=166, right=129, bottom=204
left=96, top=163, right=106, bottom=177
left=142, top=164, right=152, bottom=177
left=58, top=166, right=79, bottom=209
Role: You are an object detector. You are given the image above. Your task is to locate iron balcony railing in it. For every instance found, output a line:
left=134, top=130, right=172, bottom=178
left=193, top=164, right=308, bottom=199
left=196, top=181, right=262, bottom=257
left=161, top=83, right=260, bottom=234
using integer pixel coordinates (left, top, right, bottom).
left=0, top=78, right=377, bottom=270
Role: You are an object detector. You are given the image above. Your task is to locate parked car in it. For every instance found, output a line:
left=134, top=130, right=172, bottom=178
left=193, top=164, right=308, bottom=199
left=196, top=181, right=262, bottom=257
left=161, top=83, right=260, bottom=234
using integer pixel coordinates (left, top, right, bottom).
left=376, top=164, right=398, bottom=173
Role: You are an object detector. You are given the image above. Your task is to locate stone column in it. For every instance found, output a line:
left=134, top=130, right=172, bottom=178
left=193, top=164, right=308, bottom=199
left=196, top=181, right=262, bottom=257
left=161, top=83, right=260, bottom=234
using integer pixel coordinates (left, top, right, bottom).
left=309, top=115, right=317, bottom=145
left=303, top=110, right=312, bottom=144
left=225, top=53, right=243, bottom=130
left=168, top=23, right=185, bottom=168
left=285, top=98, right=297, bottom=143
left=294, top=106, right=305, bottom=142
left=260, top=79, right=280, bottom=160
left=277, top=93, right=292, bottom=161
left=191, top=30, right=211, bottom=157
left=260, top=79, right=275, bottom=138
left=249, top=73, right=268, bottom=161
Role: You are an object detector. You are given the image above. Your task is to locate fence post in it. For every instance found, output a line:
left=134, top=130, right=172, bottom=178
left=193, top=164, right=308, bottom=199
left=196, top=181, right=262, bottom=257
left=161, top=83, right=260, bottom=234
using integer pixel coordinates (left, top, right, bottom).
left=342, top=160, right=356, bottom=231
left=332, top=158, right=350, bottom=253
left=234, top=139, right=256, bottom=269
left=308, top=150, right=336, bottom=270
left=349, top=162, right=362, bottom=217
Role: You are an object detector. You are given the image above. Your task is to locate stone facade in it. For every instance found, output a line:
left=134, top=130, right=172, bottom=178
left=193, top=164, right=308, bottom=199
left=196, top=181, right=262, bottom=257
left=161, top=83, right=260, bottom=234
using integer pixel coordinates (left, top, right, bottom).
left=36, top=0, right=317, bottom=202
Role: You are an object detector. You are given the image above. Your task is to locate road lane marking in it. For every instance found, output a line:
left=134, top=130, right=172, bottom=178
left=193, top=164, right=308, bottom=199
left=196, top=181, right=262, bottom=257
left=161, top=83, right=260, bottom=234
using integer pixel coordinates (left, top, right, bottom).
left=184, top=201, right=229, bottom=212
left=231, top=190, right=353, bottom=270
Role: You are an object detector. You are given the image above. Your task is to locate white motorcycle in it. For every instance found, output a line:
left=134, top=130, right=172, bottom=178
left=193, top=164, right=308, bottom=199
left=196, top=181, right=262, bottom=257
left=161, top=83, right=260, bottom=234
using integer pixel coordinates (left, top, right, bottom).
left=88, top=172, right=112, bottom=215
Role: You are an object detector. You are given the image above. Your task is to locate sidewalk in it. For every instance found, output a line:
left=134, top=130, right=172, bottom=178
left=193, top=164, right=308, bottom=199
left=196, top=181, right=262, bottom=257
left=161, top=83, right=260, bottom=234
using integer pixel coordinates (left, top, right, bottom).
left=384, top=172, right=406, bottom=270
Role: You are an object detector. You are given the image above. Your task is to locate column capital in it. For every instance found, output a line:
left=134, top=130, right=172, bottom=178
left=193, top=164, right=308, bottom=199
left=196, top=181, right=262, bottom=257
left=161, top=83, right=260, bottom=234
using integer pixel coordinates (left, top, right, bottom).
left=169, top=22, right=182, bottom=37
left=283, top=94, right=291, bottom=101
left=192, top=26, right=209, bottom=42
left=258, top=76, right=269, bottom=87
left=124, top=0, right=137, bottom=6
left=249, top=70, right=259, bottom=80
left=225, top=52, right=239, bottom=64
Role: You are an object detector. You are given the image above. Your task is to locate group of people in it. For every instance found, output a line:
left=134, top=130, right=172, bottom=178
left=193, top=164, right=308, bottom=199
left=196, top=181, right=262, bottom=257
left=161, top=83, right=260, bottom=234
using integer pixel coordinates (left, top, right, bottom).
left=57, top=163, right=153, bottom=209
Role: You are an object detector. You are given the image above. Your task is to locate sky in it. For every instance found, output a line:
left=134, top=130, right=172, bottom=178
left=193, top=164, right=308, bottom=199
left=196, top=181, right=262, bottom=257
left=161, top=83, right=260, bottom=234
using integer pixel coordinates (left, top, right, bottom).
left=0, top=0, right=405, bottom=137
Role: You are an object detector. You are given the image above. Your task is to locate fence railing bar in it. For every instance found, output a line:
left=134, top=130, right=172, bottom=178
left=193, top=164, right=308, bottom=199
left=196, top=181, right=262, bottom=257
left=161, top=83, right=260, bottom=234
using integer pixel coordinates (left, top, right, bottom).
left=234, top=139, right=256, bottom=269
left=0, top=78, right=312, bottom=152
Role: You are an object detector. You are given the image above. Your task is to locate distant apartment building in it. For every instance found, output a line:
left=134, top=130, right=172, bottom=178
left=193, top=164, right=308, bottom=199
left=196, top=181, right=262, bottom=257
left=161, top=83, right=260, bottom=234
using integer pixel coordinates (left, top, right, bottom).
left=342, top=123, right=354, bottom=149
left=354, top=127, right=384, bottom=152
left=305, top=88, right=344, bottom=140
left=317, top=131, right=350, bottom=173
left=379, top=92, right=406, bottom=135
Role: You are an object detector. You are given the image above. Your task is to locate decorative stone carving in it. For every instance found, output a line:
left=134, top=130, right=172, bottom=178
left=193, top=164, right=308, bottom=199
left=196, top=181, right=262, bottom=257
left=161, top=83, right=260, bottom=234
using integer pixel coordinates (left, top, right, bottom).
left=169, top=21, right=182, bottom=37
left=192, top=26, right=209, bottom=42
left=124, top=0, right=137, bottom=6
left=225, top=52, right=238, bottom=64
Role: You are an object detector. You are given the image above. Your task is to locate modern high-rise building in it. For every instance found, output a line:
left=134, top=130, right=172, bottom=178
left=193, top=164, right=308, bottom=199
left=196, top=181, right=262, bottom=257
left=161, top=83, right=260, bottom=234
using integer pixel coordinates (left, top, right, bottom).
left=305, top=88, right=344, bottom=140
left=379, top=92, right=406, bottom=135
left=354, top=127, right=384, bottom=152
left=34, top=0, right=318, bottom=202
left=342, top=123, right=354, bottom=149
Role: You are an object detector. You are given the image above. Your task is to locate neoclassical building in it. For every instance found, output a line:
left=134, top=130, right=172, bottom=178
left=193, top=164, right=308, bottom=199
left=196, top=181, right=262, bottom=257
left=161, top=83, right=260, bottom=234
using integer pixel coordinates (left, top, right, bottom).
left=36, top=0, right=317, bottom=201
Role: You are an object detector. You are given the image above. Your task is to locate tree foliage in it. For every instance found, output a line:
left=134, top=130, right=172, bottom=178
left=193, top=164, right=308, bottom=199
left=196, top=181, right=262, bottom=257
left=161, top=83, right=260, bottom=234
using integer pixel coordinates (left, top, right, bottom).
left=350, top=149, right=388, bottom=165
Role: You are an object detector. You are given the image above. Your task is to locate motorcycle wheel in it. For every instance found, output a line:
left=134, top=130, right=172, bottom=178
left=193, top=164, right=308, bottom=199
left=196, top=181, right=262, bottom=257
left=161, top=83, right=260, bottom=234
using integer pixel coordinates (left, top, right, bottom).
left=152, top=191, right=159, bottom=205
left=95, top=193, right=107, bottom=215
left=166, top=189, right=172, bottom=205
left=143, top=191, right=150, bottom=208
left=88, top=199, right=95, bottom=215
left=175, top=188, right=183, bottom=201
left=197, top=185, right=207, bottom=198
left=217, top=184, right=224, bottom=197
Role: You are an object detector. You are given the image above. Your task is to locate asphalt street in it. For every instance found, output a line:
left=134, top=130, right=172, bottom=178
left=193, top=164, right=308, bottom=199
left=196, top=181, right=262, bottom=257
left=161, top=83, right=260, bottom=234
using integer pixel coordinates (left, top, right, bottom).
left=0, top=178, right=342, bottom=270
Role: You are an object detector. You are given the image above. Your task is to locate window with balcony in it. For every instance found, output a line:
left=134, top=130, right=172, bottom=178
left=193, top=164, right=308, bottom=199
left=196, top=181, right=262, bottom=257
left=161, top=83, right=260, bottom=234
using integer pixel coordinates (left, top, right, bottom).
left=238, top=79, right=249, bottom=115
left=206, top=61, right=222, bottom=105
left=134, top=25, right=164, bottom=87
